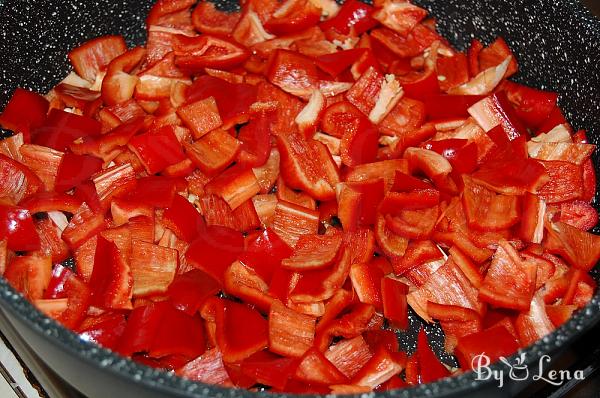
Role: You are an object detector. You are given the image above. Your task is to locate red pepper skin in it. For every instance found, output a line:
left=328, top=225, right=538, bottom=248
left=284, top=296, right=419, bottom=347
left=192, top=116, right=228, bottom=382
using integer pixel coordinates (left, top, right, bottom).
left=381, top=277, right=408, bottom=330
left=237, top=113, right=272, bottom=169
left=436, top=52, right=470, bottom=91
left=32, top=109, right=102, bottom=152
left=454, top=324, right=520, bottom=370
left=117, top=301, right=170, bottom=356
left=191, top=1, right=241, bottom=36
left=320, top=0, right=378, bottom=36
left=267, top=50, right=320, bottom=100
left=162, top=194, right=206, bottom=243
left=240, top=351, right=297, bottom=390
left=499, top=81, right=558, bottom=129
left=168, top=269, right=222, bottom=315
left=186, top=76, right=257, bottom=128
left=0, top=205, right=40, bottom=252
left=55, top=153, right=103, bottom=192
left=88, top=236, right=132, bottom=310
left=416, top=329, right=450, bottom=383
left=316, top=49, right=367, bottom=78
left=43, top=264, right=73, bottom=299
left=536, top=106, right=569, bottom=135
left=0, top=88, right=49, bottom=140
left=128, top=126, right=187, bottom=174
left=174, top=34, right=250, bottom=71
left=185, top=225, right=244, bottom=283
left=149, top=305, right=206, bottom=359
left=425, top=139, right=478, bottom=175
left=238, top=228, right=293, bottom=283
left=73, top=181, right=102, bottom=213
left=125, top=176, right=183, bottom=209
left=400, top=69, right=440, bottom=100
left=58, top=273, right=92, bottom=329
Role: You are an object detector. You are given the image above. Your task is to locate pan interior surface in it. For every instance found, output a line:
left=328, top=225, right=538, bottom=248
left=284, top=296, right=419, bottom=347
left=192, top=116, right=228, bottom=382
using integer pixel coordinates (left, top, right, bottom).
left=0, top=0, right=599, bottom=397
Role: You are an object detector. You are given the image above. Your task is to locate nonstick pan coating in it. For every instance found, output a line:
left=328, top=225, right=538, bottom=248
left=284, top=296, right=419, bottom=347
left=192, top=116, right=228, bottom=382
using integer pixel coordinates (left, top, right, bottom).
left=0, top=0, right=599, bottom=397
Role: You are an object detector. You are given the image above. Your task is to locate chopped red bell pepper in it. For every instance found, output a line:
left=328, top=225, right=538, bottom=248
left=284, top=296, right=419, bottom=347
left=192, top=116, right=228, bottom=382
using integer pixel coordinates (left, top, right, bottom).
left=294, top=347, right=349, bottom=385
left=267, top=50, right=320, bottom=100
left=544, top=221, right=600, bottom=272
left=349, top=262, right=384, bottom=310
left=282, top=232, right=343, bottom=271
left=316, top=49, right=367, bottom=78
left=4, top=253, right=51, bottom=300
left=54, top=153, right=103, bottom=193
left=128, top=126, right=187, bottom=174
left=0, top=205, right=40, bottom=252
left=88, top=235, right=132, bottom=309
left=33, top=109, right=102, bottom=152
left=454, top=324, right=520, bottom=370
left=416, top=328, right=450, bottom=383
left=191, top=1, right=241, bottom=36
left=381, top=277, right=408, bottom=329
left=0, top=88, right=49, bottom=140
left=168, top=269, right=221, bottom=315
left=78, top=312, right=127, bottom=351
left=264, top=0, right=321, bottom=36
left=337, top=179, right=385, bottom=231
left=174, top=34, right=250, bottom=71
left=240, top=351, right=297, bottom=390
left=269, top=300, right=316, bottom=358
left=320, top=0, right=378, bottom=36
left=162, top=194, right=205, bottom=243
left=350, top=345, right=403, bottom=388
left=68, top=35, right=127, bottom=82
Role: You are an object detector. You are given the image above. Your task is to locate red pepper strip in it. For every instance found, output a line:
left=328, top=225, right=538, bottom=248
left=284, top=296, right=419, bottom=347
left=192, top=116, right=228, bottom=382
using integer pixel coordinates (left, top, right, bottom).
left=89, top=236, right=132, bottom=310
left=20, top=191, right=84, bottom=214
left=546, top=305, right=577, bottom=327
left=381, top=277, right=408, bottom=329
left=337, top=179, right=385, bottom=231
left=264, top=0, right=321, bottom=36
left=468, top=91, right=528, bottom=141
left=102, top=47, right=146, bottom=106
left=0, top=205, right=40, bottom=251
left=363, top=329, right=399, bottom=353
left=77, top=312, right=127, bottom=351
left=4, top=253, right=50, bottom=300
left=349, top=263, right=384, bottom=311
left=44, top=264, right=73, bottom=299
left=422, top=95, right=484, bottom=120
left=454, top=324, right=519, bottom=370
left=425, top=138, right=478, bottom=175
left=573, top=130, right=597, bottom=203
left=436, top=52, right=470, bottom=91
left=379, top=189, right=440, bottom=214
left=462, top=175, right=520, bottom=231
left=163, top=194, right=205, bottom=243
left=391, top=171, right=432, bottom=192
left=0, top=88, right=49, bottom=140
left=32, top=109, right=102, bottom=152
left=321, top=100, right=366, bottom=138
left=477, top=37, right=519, bottom=78
left=385, top=205, right=439, bottom=240
left=223, top=261, right=275, bottom=312
left=240, top=351, right=297, bottom=390
left=57, top=273, right=92, bottom=329
left=174, top=34, right=250, bottom=72
left=128, top=126, right=187, bottom=174
left=320, top=0, right=378, bottom=36
left=236, top=112, right=272, bottom=168
left=185, top=225, right=244, bottom=283
left=537, top=160, right=584, bottom=204
left=544, top=221, right=600, bottom=272
left=117, top=301, right=170, bottom=356
left=282, top=232, right=343, bottom=271
left=168, top=269, right=221, bottom=315
left=186, top=76, right=257, bottom=129
left=35, top=217, right=70, bottom=263
left=467, top=38, right=484, bottom=77
left=536, top=106, right=569, bottom=135
left=73, top=181, right=102, bottom=213
left=176, top=348, right=233, bottom=386
left=125, top=175, right=182, bottom=208
left=400, top=68, right=440, bottom=100
left=54, top=153, right=103, bottom=193
left=416, top=329, right=450, bottom=383
left=216, top=299, right=269, bottom=363
left=426, top=302, right=481, bottom=322
left=316, top=49, right=367, bottom=78
left=339, top=109, right=379, bottom=167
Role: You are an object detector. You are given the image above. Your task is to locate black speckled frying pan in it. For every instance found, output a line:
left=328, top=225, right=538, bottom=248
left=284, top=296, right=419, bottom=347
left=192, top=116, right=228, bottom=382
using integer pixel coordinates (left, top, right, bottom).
left=0, top=0, right=599, bottom=397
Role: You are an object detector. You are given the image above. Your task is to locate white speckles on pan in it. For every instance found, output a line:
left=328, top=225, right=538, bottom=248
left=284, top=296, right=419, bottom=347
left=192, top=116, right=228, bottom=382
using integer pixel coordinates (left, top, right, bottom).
left=0, top=0, right=599, bottom=398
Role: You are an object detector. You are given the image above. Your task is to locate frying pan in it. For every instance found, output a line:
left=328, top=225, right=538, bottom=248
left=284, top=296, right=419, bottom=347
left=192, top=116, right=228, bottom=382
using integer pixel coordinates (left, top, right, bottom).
left=0, top=0, right=599, bottom=397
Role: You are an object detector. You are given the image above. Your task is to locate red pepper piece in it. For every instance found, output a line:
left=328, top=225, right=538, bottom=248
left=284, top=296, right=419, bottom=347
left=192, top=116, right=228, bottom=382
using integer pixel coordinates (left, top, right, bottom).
left=294, top=348, right=349, bottom=385
left=380, top=189, right=440, bottom=214
left=350, top=346, right=404, bottom=388
left=271, top=200, right=320, bottom=248
left=427, top=302, right=481, bottom=322
left=237, top=112, right=272, bottom=168
left=282, top=232, right=343, bottom=271
left=191, top=1, right=241, bottom=36
left=384, top=205, right=439, bottom=240
left=320, top=0, right=378, bottom=36
left=345, top=66, right=383, bottom=116
left=515, top=294, right=555, bottom=347
left=174, top=34, right=250, bottom=71
left=346, top=159, right=409, bottom=192
left=499, top=80, right=558, bottom=129
left=145, top=0, right=196, bottom=25
left=321, top=100, right=366, bottom=138
left=128, top=126, right=187, bottom=174
left=78, top=312, right=127, bottom=351
left=21, top=191, right=83, bottom=214
left=448, top=246, right=483, bottom=289
left=163, top=194, right=205, bottom=243
left=537, top=160, right=583, bottom=204
left=240, top=351, right=297, bottom=390
left=0, top=88, right=49, bottom=140
left=89, top=235, right=132, bottom=310
left=374, top=213, right=408, bottom=265
left=215, top=299, right=269, bottom=363
left=325, top=336, right=373, bottom=379
left=454, top=324, right=520, bottom=370
left=73, top=181, right=102, bottom=213
left=265, top=0, right=321, bottom=36
left=349, top=262, right=384, bottom=310
left=117, top=301, right=170, bottom=356
left=185, top=225, right=244, bottom=283
left=544, top=221, right=600, bottom=272
left=337, top=179, right=385, bottom=231
left=68, top=35, right=127, bottom=82
left=462, top=175, right=520, bottom=231
left=416, top=328, right=450, bottom=383
left=371, top=24, right=440, bottom=58
left=4, top=253, right=51, bottom=300
left=168, top=269, right=221, bottom=315
left=102, top=47, right=146, bottom=106
left=422, top=95, right=484, bottom=120
left=373, top=0, right=427, bottom=36
left=186, top=76, right=257, bottom=129
left=0, top=205, right=40, bottom=252
left=381, top=277, right=409, bottom=329
left=316, top=49, right=367, bottom=78
left=545, top=304, right=577, bottom=327
left=436, top=52, right=469, bottom=91
left=479, top=241, right=536, bottom=311
left=149, top=305, right=206, bottom=359
left=239, top=228, right=293, bottom=284
left=477, top=37, right=518, bottom=79
left=57, top=273, right=92, bottom=329
left=339, top=111, right=379, bottom=167
left=363, top=329, right=399, bottom=353
left=267, top=50, right=320, bottom=100
left=468, top=91, right=528, bottom=142
left=54, top=153, right=103, bottom=193
left=33, top=109, right=102, bottom=152
left=536, top=106, right=569, bottom=135
left=314, top=302, right=375, bottom=351
left=70, top=116, right=144, bottom=160
left=559, top=201, right=598, bottom=231
left=176, top=348, right=233, bottom=386
left=391, top=171, right=432, bottom=192
left=223, top=260, right=275, bottom=312
left=269, top=300, right=316, bottom=358
left=44, top=264, right=73, bottom=299
left=125, top=175, right=182, bottom=209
